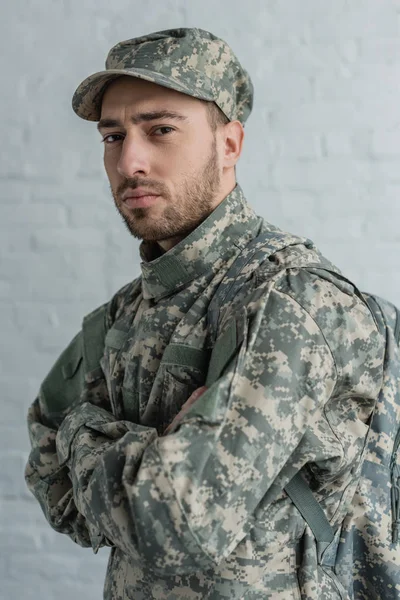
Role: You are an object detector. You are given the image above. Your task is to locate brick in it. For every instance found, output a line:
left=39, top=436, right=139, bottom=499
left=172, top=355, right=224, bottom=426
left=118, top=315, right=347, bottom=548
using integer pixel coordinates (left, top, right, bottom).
left=0, top=426, right=31, bottom=454
left=30, top=227, right=108, bottom=251
left=1, top=204, right=68, bottom=227
left=7, top=551, right=81, bottom=582
left=0, top=453, right=29, bottom=497
left=272, top=134, right=322, bottom=159
left=371, top=131, right=400, bottom=156
left=66, top=201, right=116, bottom=228
left=269, top=158, right=372, bottom=187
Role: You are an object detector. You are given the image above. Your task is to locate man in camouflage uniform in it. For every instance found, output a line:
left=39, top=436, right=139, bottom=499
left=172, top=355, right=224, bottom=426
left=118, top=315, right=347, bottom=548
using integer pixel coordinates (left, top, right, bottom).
left=24, top=28, right=385, bottom=599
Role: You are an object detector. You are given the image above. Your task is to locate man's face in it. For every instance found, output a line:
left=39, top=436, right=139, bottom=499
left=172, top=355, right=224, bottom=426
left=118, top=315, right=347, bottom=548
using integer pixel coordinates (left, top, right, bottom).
left=98, top=76, right=225, bottom=249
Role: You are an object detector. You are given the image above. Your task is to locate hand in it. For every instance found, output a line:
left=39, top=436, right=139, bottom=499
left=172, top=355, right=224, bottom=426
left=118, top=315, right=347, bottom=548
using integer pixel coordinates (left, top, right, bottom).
left=163, top=386, right=208, bottom=435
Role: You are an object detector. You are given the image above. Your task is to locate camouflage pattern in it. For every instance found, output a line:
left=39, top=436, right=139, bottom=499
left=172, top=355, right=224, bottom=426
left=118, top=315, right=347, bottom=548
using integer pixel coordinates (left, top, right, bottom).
left=25, top=184, right=385, bottom=599
left=72, top=28, right=254, bottom=125
left=334, top=294, right=400, bottom=599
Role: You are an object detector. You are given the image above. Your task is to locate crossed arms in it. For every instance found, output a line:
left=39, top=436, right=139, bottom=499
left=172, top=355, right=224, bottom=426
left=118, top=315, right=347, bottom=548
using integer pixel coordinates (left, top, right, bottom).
left=25, top=269, right=382, bottom=575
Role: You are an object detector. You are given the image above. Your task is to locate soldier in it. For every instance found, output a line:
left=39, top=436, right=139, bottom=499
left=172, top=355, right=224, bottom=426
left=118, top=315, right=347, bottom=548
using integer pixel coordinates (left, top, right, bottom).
left=24, top=28, right=385, bottom=599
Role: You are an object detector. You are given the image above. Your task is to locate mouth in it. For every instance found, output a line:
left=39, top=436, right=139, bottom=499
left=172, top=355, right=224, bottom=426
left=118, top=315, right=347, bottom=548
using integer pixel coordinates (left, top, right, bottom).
left=123, top=195, right=160, bottom=209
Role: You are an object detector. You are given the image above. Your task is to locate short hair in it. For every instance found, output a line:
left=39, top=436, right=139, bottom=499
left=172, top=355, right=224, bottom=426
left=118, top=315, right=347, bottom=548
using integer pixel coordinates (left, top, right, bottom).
left=204, top=101, right=237, bottom=175
left=205, top=101, right=230, bottom=131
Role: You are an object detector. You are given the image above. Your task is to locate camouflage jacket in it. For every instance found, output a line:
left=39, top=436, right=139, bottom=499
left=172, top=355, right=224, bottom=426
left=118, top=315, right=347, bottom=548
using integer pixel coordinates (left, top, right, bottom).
left=25, top=184, right=385, bottom=599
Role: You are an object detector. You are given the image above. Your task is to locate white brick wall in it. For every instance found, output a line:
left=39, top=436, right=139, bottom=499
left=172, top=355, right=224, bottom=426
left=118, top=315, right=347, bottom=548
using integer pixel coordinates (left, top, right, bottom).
left=1, top=1, right=400, bottom=598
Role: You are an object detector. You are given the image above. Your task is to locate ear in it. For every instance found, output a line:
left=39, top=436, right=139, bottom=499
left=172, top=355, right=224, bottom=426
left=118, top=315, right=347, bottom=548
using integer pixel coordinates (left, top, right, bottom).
left=221, top=121, right=244, bottom=169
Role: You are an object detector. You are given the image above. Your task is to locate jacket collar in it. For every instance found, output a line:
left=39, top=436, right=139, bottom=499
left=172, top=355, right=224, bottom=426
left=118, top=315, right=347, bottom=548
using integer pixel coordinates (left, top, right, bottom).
left=139, top=184, right=262, bottom=300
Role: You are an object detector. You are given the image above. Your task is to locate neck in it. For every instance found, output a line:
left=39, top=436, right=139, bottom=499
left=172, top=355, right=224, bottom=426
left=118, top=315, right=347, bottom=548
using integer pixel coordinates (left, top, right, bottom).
left=157, top=178, right=237, bottom=253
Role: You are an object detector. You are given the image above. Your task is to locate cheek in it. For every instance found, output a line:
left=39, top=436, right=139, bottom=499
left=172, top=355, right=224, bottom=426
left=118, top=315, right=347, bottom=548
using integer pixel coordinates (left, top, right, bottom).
left=170, top=146, right=198, bottom=174
left=182, top=138, right=212, bottom=170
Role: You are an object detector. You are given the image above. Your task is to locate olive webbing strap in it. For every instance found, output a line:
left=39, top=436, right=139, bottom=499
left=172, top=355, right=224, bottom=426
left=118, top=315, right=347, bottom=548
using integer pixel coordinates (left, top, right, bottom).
left=207, top=230, right=301, bottom=344
left=284, top=473, right=335, bottom=545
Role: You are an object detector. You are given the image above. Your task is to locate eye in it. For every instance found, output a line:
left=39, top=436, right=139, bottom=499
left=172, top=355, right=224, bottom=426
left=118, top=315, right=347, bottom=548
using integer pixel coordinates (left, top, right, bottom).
left=101, top=134, right=124, bottom=144
left=152, top=126, right=174, bottom=136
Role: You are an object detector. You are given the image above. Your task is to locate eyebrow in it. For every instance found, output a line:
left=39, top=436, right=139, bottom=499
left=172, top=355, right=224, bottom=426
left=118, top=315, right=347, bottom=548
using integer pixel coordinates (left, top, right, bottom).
left=97, top=110, right=189, bottom=131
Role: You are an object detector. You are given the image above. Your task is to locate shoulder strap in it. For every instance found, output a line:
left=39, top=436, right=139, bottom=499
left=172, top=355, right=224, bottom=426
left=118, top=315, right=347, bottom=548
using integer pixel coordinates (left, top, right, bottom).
left=285, top=473, right=335, bottom=552
left=364, top=293, right=400, bottom=345
left=208, top=230, right=313, bottom=344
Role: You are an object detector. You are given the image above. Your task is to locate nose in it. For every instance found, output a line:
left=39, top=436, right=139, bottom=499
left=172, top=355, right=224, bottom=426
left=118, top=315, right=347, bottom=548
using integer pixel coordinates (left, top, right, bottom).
left=117, top=133, right=150, bottom=179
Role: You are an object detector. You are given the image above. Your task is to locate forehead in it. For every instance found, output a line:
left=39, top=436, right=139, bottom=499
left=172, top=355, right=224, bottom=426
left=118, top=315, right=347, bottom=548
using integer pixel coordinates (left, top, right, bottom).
left=100, top=76, right=204, bottom=116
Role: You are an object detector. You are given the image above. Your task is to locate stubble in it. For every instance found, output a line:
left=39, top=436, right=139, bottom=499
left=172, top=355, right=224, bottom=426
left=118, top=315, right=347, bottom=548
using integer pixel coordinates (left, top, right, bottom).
left=111, top=135, right=221, bottom=242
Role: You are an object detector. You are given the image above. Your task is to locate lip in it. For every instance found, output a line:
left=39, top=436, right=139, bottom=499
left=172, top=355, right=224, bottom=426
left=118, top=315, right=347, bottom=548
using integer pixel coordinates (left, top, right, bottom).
left=123, top=194, right=160, bottom=208
left=122, top=188, right=159, bottom=200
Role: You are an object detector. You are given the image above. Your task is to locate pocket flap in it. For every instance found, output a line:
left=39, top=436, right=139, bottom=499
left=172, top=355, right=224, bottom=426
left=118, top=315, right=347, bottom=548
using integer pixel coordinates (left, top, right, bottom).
left=41, top=330, right=84, bottom=415
left=62, top=354, right=82, bottom=379
left=105, top=327, right=129, bottom=350
left=161, top=344, right=210, bottom=372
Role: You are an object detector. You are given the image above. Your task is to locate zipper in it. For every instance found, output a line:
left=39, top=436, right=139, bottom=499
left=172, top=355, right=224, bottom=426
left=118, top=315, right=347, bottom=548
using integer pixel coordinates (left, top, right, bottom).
left=390, top=427, right=400, bottom=543
left=391, top=467, right=400, bottom=544
left=387, top=303, right=400, bottom=543
left=394, top=307, right=400, bottom=345
left=390, top=305, right=400, bottom=543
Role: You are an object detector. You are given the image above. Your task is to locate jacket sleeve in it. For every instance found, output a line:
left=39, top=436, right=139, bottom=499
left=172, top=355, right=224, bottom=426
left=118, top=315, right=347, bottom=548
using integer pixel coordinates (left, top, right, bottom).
left=55, top=270, right=384, bottom=575
left=23, top=307, right=117, bottom=552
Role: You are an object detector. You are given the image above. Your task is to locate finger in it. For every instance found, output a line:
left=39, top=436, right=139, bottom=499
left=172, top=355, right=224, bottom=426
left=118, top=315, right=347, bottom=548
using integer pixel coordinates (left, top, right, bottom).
left=184, top=385, right=208, bottom=407
left=163, top=386, right=208, bottom=435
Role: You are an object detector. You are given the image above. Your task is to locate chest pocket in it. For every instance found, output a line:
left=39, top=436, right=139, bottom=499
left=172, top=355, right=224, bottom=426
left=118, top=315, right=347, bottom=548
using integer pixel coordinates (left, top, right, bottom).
left=153, top=344, right=210, bottom=434
left=181, top=308, right=249, bottom=425
left=102, top=324, right=131, bottom=418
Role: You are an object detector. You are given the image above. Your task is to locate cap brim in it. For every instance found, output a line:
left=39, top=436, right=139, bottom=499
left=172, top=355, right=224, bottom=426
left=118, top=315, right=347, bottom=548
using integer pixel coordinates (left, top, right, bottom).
left=72, top=68, right=216, bottom=121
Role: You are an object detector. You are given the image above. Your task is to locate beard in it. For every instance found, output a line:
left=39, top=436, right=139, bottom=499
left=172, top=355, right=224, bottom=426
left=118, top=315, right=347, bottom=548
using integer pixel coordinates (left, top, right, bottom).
left=110, top=135, right=221, bottom=242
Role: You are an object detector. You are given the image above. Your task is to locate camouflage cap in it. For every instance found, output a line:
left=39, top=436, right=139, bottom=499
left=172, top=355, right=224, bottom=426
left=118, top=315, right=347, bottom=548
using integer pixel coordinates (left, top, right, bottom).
left=72, top=27, right=254, bottom=125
